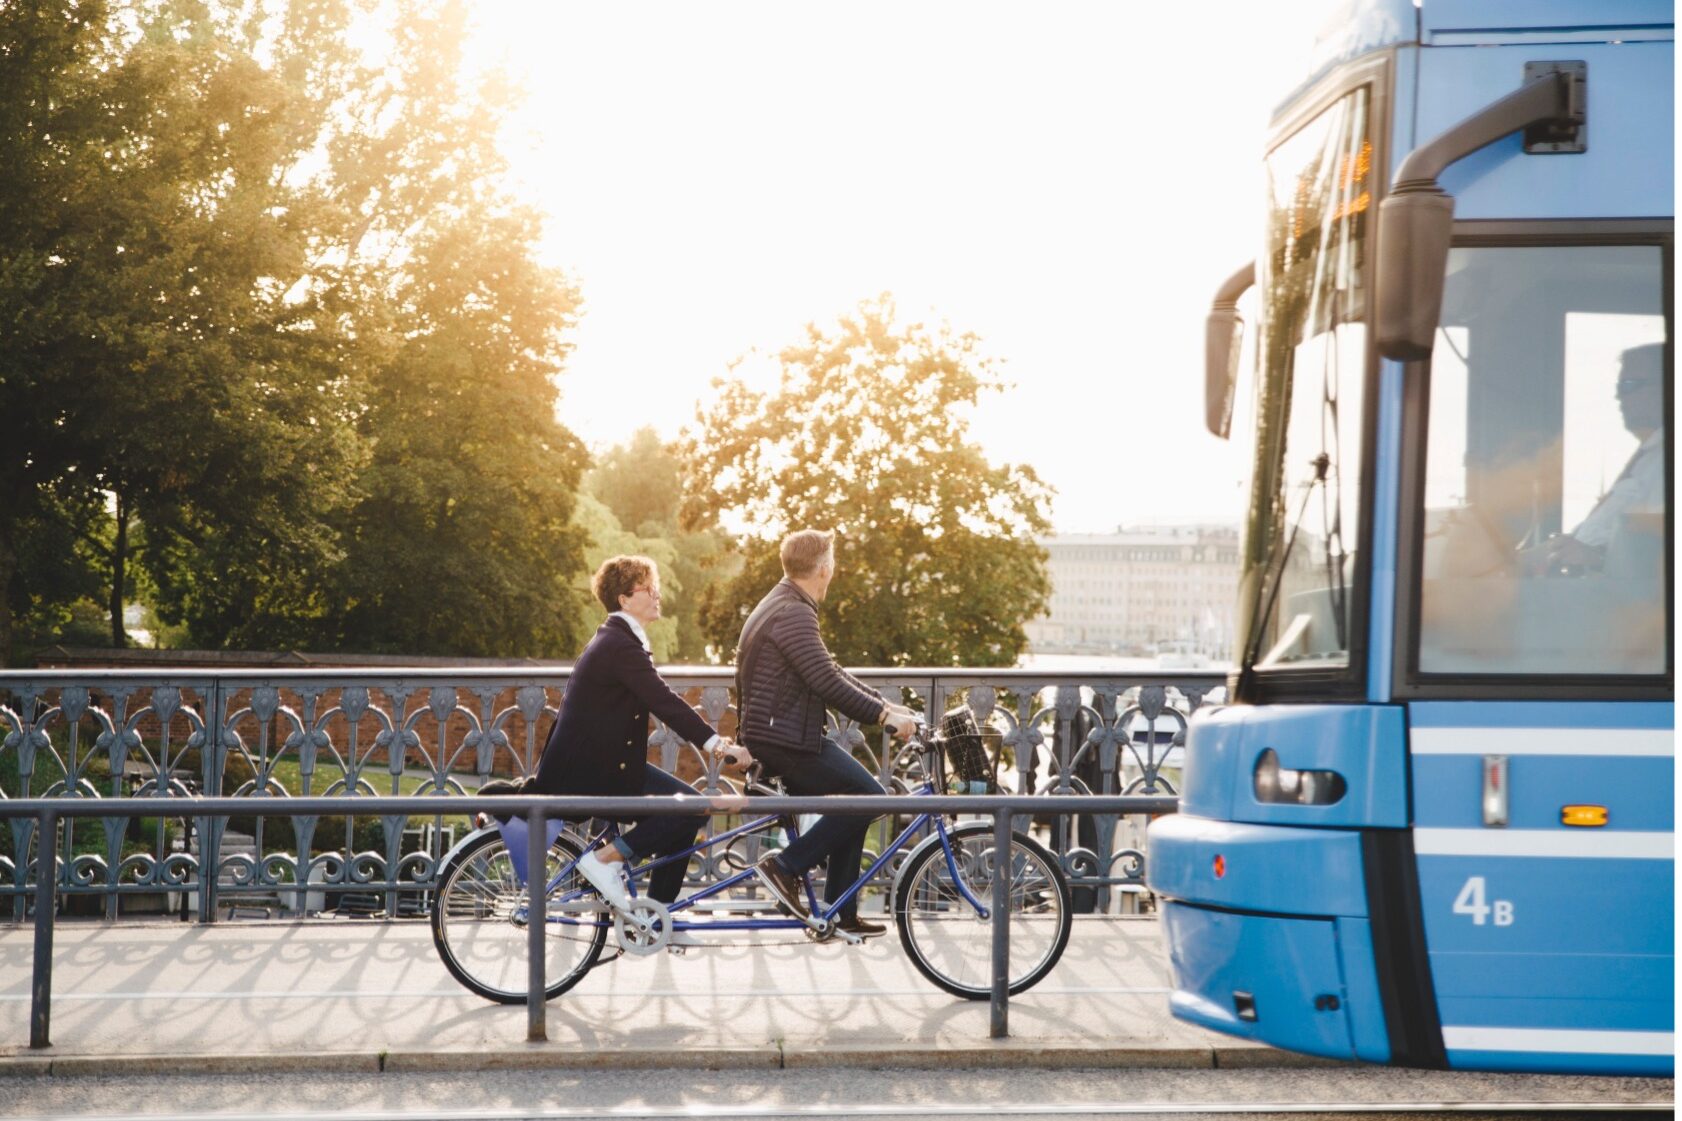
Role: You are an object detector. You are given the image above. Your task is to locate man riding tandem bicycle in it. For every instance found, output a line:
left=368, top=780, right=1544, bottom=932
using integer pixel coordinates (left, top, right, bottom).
left=429, top=537, right=1073, bottom=1004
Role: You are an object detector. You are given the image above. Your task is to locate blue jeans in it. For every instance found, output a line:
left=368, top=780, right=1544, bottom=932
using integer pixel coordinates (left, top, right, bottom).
left=756, top=737, right=885, bottom=922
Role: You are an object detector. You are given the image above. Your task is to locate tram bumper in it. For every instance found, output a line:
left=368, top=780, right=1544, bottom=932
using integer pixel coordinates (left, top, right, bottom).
left=1148, top=813, right=1391, bottom=1063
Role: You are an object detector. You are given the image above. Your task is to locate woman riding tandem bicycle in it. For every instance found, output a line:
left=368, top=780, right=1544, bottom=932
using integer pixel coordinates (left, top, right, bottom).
left=432, top=547, right=1073, bottom=1003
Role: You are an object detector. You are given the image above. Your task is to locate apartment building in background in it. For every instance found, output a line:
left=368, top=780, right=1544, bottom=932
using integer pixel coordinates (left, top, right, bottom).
left=1025, top=525, right=1240, bottom=659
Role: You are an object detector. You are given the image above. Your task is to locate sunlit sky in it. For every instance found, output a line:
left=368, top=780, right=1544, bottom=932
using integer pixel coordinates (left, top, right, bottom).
left=465, top=3, right=1308, bottom=531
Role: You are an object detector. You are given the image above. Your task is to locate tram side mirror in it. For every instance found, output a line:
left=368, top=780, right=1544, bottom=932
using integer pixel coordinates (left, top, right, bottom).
left=1375, top=186, right=1456, bottom=361
left=1205, top=261, right=1255, bottom=438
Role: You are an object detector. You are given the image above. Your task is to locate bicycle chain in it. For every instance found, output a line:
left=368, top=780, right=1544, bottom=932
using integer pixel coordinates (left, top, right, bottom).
left=536, top=918, right=838, bottom=953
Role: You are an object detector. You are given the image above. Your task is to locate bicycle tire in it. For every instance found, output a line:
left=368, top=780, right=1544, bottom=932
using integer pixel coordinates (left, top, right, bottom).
left=431, top=828, right=607, bottom=1004
left=892, top=822, right=1072, bottom=1000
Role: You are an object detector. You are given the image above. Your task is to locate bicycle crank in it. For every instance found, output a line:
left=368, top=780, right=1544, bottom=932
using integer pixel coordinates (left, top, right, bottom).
left=613, top=899, right=673, bottom=956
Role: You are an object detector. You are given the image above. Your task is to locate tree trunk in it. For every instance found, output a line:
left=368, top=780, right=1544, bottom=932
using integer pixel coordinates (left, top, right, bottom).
left=0, top=513, right=15, bottom=667
left=109, top=491, right=128, bottom=649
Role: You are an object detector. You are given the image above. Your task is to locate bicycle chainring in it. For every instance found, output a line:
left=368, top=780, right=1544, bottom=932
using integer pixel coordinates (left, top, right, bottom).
left=614, top=899, right=673, bottom=956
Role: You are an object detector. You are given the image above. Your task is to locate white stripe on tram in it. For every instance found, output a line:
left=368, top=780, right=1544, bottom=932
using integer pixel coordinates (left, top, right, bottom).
left=1443, top=1025, right=1675, bottom=1056
left=1414, top=828, right=1674, bottom=860
left=1410, top=727, right=1674, bottom=757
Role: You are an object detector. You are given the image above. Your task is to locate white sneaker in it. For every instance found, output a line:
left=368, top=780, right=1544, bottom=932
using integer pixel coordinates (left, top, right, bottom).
left=574, top=850, right=632, bottom=911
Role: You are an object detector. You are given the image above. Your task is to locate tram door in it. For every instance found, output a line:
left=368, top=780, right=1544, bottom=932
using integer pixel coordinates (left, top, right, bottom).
left=1406, top=241, right=1673, bottom=1071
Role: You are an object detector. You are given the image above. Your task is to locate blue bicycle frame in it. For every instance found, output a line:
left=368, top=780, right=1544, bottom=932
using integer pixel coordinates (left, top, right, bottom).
left=519, top=779, right=993, bottom=934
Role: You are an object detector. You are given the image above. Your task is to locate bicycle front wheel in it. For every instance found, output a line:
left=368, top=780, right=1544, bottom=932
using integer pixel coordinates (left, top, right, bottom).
left=431, top=828, right=607, bottom=1004
left=893, top=822, right=1072, bottom=999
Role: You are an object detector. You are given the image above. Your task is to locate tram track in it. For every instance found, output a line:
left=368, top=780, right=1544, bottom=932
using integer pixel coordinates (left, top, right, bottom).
left=7, top=1101, right=1672, bottom=1120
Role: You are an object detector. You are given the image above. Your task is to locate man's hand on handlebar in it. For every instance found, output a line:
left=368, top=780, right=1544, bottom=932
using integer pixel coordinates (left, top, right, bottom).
left=883, top=704, right=917, bottom=741
left=711, top=736, right=753, bottom=768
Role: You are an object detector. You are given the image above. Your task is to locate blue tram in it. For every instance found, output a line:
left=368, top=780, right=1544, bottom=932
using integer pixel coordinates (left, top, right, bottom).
left=1148, top=0, right=1673, bottom=1076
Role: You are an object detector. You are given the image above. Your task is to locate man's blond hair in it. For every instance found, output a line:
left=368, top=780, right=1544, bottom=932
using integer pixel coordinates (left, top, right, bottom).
left=780, top=529, right=834, bottom=579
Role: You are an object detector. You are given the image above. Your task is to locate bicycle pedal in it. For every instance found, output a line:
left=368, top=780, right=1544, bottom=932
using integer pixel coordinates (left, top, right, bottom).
left=833, top=927, right=864, bottom=946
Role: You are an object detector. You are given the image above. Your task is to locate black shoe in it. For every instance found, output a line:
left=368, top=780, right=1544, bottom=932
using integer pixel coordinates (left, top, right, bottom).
left=753, top=854, right=809, bottom=920
left=835, top=915, right=887, bottom=938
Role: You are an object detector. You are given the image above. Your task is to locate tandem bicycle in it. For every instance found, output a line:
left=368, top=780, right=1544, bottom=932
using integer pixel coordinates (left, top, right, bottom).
left=428, top=715, right=1073, bottom=1003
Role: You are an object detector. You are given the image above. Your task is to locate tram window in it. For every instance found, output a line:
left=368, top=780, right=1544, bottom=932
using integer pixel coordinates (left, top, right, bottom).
left=1244, top=86, right=1372, bottom=672
left=1417, top=245, right=1668, bottom=676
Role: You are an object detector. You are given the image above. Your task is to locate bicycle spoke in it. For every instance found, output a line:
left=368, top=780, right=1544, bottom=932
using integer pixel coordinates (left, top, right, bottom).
left=433, top=833, right=606, bottom=1003
left=896, top=827, right=1071, bottom=998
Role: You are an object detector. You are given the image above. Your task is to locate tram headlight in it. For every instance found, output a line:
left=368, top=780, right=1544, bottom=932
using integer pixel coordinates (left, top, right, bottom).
left=1252, top=748, right=1348, bottom=806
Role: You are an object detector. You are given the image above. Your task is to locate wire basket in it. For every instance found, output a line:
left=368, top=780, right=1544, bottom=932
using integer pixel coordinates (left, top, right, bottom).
left=936, top=706, right=1001, bottom=794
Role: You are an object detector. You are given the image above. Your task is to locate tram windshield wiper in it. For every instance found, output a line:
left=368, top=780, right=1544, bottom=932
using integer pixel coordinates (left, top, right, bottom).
left=1235, top=451, right=1330, bottom=698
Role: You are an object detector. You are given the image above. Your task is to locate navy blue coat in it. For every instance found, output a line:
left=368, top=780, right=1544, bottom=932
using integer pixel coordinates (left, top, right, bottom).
left=533, top=616, right=717, bottom=797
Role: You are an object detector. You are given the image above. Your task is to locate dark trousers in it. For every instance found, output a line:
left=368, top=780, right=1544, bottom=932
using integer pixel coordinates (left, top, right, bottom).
left=535, top=764, right=704, bottom=904
left=614, top=765, right=707, bottom=904
left=758, top=737, right=885, bottom=922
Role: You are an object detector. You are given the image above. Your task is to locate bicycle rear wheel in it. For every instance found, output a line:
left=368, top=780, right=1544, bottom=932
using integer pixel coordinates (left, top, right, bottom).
left=893, top=822, right=1072, bottom=999
left=431, top=828, right=607, bottom=1004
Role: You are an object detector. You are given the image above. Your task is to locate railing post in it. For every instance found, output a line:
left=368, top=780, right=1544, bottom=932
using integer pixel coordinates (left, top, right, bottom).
left=197, top=676, right=223, bottom=924
left=989, top=807, right=1010, bottom=1039
left=526, top=805, right=547, bottom=1042
left=31, top=810, right=58, bottom=1049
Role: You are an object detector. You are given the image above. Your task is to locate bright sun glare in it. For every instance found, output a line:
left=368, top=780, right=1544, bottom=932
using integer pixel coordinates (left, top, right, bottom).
left=455, top=2, right=1305, bottom=531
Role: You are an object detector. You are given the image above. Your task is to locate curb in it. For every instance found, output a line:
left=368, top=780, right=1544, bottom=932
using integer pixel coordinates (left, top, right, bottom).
left=0, top=1043, right=1341, bottom=1078
left=779, top=1045, right=1218, bottom=1070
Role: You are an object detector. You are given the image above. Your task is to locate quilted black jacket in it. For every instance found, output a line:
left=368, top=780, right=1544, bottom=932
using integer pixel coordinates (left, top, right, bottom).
left=734, top=579, right=884, bottom=756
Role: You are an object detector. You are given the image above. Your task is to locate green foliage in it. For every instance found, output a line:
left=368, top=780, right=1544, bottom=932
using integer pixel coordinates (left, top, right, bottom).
left=682, top=295, right=1053, bottom=667
left=5, top=486, right=111, bottom=660
left=0, top=0, right=595, bottom=662
left=588, top=427, right=683, bottom=535
left=324, top=200, right=592, bottom=659
left=583, top=428, right=738, bottom=663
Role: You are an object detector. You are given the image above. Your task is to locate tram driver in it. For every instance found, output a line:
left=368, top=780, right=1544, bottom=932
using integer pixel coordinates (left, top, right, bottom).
left=1525, top=341, right=1665, bottom=576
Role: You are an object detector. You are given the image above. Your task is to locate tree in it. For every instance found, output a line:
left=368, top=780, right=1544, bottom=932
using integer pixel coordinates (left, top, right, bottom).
left=682, top=296, right=1052, bottom=668
left=588, top=427, right=682, bottom=535
left=586, top=428, right=737, bottom=663
left=308, top=0, right=594, bottom=659
left=0, top=0, right=368, bottom=655
left=4, top=485, right=111, bottom=660
left=0, top=0, right=597, bottom=660
left=324, top=201, right=593, bottom=659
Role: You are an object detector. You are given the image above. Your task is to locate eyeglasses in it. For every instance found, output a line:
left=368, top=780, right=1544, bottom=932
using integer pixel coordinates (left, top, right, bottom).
left=632, top=585, right=661, bottom=601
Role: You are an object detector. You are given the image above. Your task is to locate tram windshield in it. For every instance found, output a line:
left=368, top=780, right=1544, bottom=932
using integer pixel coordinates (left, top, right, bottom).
left=1417, top=244, right=1670, bottom=676
left=1238, top=87, right=1373, bottom=673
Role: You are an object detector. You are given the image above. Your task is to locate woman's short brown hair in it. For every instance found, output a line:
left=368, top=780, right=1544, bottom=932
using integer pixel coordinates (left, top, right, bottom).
left=592, top=555, right=657, bottom=613
left=780, top=529, right=834, bottom=579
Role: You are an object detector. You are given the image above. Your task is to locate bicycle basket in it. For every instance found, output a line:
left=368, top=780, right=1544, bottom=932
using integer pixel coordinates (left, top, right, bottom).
left=937, top=706, right=1000, bottom=794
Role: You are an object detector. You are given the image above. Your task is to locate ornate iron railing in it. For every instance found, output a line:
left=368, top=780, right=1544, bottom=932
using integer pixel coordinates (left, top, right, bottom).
left=0, top=668, right=1222, bottom=920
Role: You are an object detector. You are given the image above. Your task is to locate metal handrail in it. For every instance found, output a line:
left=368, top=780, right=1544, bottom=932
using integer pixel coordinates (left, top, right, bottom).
left=2, top=791, right=1176, bottom=1050
left=1, top=669, right=1218, bottom=922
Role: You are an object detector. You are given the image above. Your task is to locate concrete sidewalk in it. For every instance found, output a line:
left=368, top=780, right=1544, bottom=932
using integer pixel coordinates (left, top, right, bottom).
left=0, top=915, right=1292, bottom=1075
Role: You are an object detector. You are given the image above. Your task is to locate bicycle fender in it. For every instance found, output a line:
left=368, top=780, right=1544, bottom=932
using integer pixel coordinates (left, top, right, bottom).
left=889, top=828, right=952, bottom=900
left=437, top=823, right=501, bottom=874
